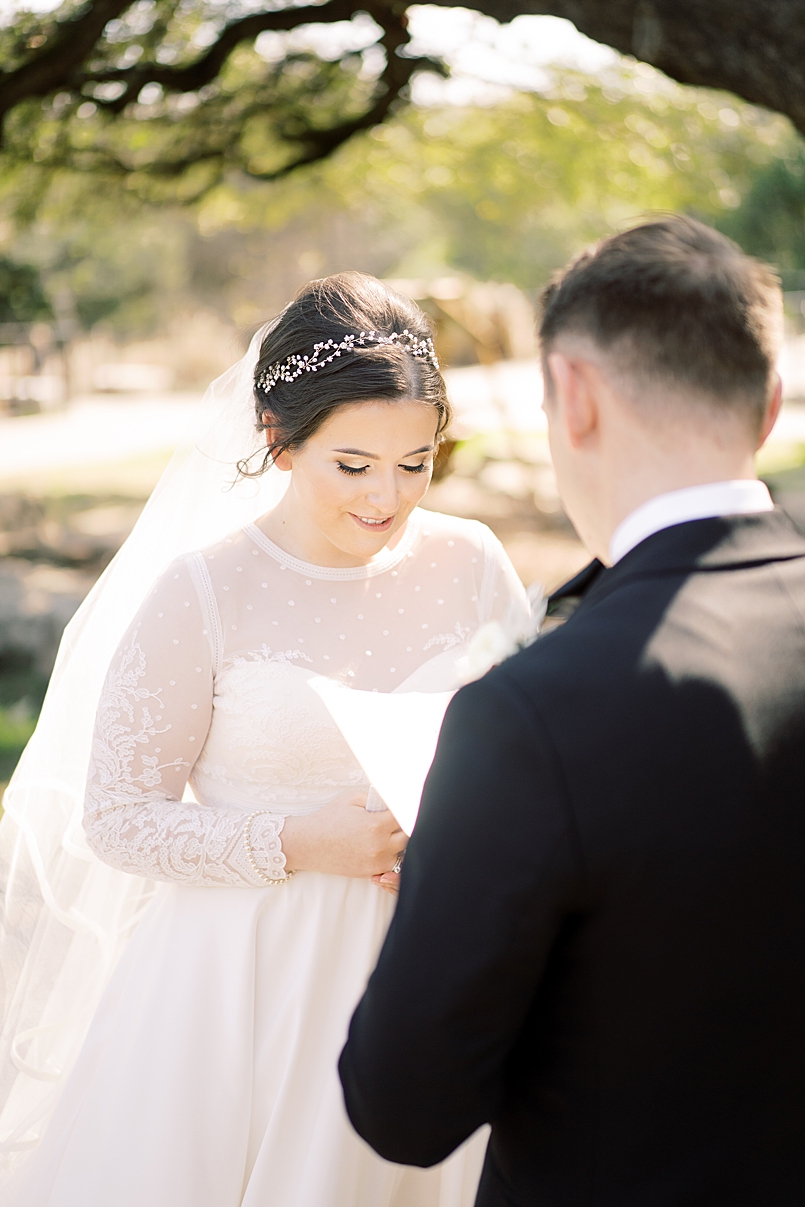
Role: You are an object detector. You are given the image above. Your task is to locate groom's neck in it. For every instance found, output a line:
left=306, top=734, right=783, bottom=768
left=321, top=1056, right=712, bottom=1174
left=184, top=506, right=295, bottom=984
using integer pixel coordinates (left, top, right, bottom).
left=595, top=404, right=761, bottom=561
left=609, top=444, right=759, bottom=525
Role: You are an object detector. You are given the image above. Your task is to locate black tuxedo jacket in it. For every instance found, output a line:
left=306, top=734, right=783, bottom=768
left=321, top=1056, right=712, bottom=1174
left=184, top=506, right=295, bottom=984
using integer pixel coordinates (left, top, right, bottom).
left=339, top=512, right=805, bottom=1206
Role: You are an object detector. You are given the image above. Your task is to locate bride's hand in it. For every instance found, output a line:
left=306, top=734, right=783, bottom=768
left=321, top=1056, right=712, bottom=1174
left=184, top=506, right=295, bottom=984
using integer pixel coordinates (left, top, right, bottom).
left=280, top=790, right=408, bottom=878
left=371, top=869, right=401, bottom=896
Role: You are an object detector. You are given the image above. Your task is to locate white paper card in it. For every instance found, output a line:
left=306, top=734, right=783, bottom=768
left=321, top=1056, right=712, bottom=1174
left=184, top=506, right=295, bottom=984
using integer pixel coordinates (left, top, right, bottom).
left=309, top=678, right=455, bottom=835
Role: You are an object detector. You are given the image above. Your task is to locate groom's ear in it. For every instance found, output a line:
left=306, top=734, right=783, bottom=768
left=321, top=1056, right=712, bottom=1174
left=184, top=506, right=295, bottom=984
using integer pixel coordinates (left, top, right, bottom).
left=546, top=351, right=600, bottom=449
left=756, top=373, right=783, bottom=450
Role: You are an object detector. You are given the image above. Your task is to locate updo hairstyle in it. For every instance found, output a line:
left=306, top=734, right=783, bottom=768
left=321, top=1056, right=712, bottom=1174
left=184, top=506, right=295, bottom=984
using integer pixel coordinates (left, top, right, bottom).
left=242, top=272, right=451, bottom=478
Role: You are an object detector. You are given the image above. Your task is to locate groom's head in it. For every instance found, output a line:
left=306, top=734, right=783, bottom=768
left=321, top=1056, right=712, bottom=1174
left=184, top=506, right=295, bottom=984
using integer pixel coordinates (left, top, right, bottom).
left=539, top=216, right=784, bottom=559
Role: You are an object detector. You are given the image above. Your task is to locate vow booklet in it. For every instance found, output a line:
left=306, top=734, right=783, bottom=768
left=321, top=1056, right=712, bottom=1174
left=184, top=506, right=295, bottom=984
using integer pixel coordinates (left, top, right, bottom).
left=309, top=677, right=455, bottom=836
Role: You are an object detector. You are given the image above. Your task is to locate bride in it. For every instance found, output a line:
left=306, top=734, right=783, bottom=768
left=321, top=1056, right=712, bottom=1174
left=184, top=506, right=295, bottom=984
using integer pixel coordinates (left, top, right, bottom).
left=0, top=272, right=530, bottom=1206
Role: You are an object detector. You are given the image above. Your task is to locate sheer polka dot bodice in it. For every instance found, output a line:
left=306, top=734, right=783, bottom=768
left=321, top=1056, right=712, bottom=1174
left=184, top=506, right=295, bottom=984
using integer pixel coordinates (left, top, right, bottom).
left=84, top=508, right=529, bottom=887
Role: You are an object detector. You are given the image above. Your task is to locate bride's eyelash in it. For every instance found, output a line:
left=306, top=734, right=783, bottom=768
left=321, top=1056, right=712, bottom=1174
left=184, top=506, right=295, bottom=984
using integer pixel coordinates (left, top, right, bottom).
left=336, top=462, right=430, bottom=476
left=337, top=463, right=369, bottom=476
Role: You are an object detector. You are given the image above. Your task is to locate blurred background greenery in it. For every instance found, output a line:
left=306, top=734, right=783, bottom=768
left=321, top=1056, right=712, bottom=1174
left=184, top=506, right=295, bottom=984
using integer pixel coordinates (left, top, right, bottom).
left=3, top=57, right=805, bottom=342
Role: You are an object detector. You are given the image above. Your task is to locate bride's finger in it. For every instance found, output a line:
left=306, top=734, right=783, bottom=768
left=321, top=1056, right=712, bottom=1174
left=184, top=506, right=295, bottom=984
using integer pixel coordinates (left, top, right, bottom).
left=373, top=871, right=400, bottom=896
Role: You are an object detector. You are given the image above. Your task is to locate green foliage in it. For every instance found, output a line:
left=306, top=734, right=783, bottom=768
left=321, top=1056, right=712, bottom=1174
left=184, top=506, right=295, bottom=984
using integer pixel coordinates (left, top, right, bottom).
left=0, top=654, right=46, bottom=784
left=0, top=0, right=425, bottom=196
left=0, top=704, right=36, bottom=783
left=0, top=256, right=52, bottom=323
left=63, top=214, right=189, bottom=333
left=4, top=47, right=386, bottom=199
left=715, top=143, right=805, bottom=278
left=7, top=171, right=191, bottom=334
left=2, top=59, right=804, bottom=336
left=211, top=65, right=798, bottom=290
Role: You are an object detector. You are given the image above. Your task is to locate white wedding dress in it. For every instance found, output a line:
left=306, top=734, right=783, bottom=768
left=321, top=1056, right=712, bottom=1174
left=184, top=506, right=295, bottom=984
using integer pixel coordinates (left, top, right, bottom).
left=3, top=506, right=528, bottom=1207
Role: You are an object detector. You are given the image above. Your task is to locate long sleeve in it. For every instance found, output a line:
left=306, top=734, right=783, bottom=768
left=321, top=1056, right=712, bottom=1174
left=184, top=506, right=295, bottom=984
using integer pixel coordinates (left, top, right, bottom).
left=339, top=667, right=585, bottom=1165
left=479, top=525, right=534, bottom=637
left=84, top=558, right=289, bottom=886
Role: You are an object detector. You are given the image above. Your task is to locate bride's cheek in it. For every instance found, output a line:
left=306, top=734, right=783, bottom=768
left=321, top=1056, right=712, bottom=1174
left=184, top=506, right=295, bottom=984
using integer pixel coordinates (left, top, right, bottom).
left=411, top=471, right=432, bottom=501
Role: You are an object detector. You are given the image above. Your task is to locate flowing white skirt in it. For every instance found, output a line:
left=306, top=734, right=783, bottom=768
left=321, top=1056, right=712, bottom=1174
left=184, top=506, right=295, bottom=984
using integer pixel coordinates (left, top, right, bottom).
left=2, top=872, right=486, bottom=1207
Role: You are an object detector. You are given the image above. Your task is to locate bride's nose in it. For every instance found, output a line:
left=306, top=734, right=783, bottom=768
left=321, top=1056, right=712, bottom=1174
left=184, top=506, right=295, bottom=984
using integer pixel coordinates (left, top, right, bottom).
left=365, top=470, right=400, bottom=514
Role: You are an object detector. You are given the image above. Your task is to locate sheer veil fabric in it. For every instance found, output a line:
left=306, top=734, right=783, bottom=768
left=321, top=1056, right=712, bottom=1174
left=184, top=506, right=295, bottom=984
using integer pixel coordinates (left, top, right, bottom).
left=0, top=325, right=287, bottom=1171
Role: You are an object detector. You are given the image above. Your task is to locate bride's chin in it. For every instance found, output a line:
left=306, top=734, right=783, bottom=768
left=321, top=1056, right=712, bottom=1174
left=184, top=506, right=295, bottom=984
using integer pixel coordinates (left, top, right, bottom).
left=333, top=519, right=398, bottom=558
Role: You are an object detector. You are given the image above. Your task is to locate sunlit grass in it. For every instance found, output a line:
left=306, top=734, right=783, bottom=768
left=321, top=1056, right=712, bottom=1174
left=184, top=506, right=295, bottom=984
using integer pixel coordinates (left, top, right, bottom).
left=0, top=448, right=174, bottom=499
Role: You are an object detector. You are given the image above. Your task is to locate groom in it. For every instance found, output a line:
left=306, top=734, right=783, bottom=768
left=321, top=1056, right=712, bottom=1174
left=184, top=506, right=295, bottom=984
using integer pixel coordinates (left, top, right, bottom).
left=339, top=216, right=805, bottom=1203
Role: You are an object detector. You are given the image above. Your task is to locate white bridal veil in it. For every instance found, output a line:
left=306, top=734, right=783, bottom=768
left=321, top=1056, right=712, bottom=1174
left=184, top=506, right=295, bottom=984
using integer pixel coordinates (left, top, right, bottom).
left=0, top=325, right=286, bottom=1172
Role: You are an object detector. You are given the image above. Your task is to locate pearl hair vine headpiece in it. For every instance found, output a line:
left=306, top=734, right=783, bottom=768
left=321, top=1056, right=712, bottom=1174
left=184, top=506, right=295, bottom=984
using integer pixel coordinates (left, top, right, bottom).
left=255, top=329, right=440, bottom=394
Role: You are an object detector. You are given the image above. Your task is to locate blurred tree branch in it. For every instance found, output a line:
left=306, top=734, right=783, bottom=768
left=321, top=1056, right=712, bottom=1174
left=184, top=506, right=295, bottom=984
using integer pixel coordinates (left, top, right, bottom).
left=459, top=0, right=805, bottom=136
left=0, top=0, right=803, bottom=197
left=0, top=0, right=444, bottom=194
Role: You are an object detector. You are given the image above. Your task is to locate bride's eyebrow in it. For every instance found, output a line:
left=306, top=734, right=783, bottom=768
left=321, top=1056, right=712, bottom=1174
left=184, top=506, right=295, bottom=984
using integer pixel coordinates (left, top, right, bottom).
left=333, top=445, right=434, bottom=459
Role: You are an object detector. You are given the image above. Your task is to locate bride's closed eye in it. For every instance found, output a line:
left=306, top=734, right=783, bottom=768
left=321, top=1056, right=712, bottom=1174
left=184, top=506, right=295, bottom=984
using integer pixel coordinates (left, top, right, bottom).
left=337, top=462, right=370, bottom=476
left=336, top=462, right=430, bottom=476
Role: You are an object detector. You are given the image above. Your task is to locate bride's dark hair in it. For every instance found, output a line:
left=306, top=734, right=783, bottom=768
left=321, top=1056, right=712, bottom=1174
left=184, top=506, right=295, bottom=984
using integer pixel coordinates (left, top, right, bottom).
left=242, top=272, right=451, bottom=478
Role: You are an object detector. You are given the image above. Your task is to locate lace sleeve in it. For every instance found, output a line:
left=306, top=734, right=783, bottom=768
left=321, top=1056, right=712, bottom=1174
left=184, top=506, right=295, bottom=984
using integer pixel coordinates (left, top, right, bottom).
left=83, top=558, right=290, bottom=886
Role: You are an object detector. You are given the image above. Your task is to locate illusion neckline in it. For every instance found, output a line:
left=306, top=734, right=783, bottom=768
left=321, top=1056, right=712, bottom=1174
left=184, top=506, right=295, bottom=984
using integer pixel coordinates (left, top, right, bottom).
left=244, top=509, right=421, bottom=581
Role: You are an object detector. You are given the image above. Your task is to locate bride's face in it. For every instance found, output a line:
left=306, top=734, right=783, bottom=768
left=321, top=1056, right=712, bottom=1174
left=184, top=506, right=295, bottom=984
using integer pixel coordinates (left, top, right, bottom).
left=271, top=400, right=439, bottom=564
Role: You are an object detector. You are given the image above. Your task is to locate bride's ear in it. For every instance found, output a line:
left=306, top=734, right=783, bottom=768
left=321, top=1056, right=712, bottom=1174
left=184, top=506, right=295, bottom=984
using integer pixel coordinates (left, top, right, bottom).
left=262, top=416, right=293, bottom=472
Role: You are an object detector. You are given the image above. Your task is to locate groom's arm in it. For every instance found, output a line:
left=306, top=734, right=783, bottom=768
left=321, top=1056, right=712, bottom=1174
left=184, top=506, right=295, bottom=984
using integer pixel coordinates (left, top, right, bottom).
left=339, top=665, right=585, bottom=1166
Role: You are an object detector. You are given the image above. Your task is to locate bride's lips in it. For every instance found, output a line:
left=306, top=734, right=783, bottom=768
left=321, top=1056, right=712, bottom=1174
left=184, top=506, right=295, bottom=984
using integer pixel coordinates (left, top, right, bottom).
left=350, top=513, right=395, bottom=532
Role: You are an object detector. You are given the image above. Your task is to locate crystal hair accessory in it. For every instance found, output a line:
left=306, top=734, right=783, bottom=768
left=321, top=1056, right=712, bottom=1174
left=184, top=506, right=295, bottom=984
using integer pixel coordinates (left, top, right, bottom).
left=255, top=329, right=439, bottom=394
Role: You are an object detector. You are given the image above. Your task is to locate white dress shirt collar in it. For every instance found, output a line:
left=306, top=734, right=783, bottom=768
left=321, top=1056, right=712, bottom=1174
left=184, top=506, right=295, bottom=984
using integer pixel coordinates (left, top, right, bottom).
left=609, top=479, right=774, bottom=565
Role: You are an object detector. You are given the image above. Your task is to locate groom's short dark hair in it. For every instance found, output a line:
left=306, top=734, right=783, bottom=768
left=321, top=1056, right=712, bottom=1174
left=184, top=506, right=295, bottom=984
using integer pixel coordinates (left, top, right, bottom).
left=539, top=216, right=782, bottom=428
